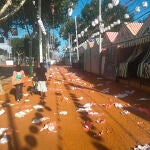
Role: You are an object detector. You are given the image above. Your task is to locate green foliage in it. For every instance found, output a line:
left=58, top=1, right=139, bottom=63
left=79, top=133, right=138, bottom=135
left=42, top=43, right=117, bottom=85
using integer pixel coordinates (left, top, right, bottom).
left=0, top=0, right=78, bottom=58
left=60, top=0, right=134, bottom=44
left=11, top=37, right=24, bottom=56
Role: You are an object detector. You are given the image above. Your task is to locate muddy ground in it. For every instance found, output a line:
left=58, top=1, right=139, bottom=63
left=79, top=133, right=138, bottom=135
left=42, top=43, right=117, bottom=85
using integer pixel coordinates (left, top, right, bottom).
left=0, top=65, right=150, bottom=150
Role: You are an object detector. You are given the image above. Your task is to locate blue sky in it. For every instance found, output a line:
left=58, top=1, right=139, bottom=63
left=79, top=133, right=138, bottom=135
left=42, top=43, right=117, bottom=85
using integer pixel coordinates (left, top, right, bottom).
left=10, top=0, right=150, bottom=54
left=14, top=0, right=91, bottom=53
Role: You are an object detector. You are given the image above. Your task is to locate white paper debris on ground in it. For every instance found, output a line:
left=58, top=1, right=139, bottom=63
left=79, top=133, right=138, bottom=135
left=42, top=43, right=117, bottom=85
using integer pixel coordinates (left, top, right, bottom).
left=0, top=109, right=5, bottom=115
left=124, top=90, right=135, bottom=94
left=75, top=96, right=83, bottom=100
left=77, top=103, right=96, bottom=112
left=101, top=88, right=110, bottom=93
left=58, top=111, right=68, bottom=115
left=77, top=107, right=92, bottom=112
left=53, top=81, right=61, bottom=84
left=114, top=93, right=128, bottom=99
left=15, top=109, right=33, bottom=118
left=121, top=110, right=130, bottom=115
left=40, top=122, right=57, bottom=133
left=114, top=103, right=124, bottom=109
left=33, top=105, right=44, bottom=110
left=0, top=134, right=8, bottom=144
left=32, top=117, right=50, bottom=124
left=83, top=103, right=96, bottom=108
left=138, top=97, right=150, bottom=101
left=24, top=99, right=30, bottom=102
left=134, top=144, right=150, bottom=150
left=0, top=128, right=8, bottom=135
left=23, top=93, right=29, bottom=97
left=88, top=112, right=99, bottom=116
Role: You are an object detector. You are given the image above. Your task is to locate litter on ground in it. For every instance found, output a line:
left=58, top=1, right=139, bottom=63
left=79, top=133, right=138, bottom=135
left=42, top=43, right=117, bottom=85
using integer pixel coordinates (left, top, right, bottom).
left=0, top=109, right=5, bottom=115
left=58, top=111, right=68, bottom=115
left=40, top=122, right=57, bottom=133
left=0, top=134, right=8, bottom=144
left=0, top=128, right=8, bottom=135
left=114, top=93, right=128, bottom=99
left=114, top=103, right=124, bottom=109
left=15, top=109, right=33, bottom=118
left=33, top=105, right=44, bottom=110
left=134, top=144, right=150, bottom=150
left=138, top=98, right=150, bottom=101
left=121, top=110, right=130, bottom=115
left=32, top=117, right=50, bottom=124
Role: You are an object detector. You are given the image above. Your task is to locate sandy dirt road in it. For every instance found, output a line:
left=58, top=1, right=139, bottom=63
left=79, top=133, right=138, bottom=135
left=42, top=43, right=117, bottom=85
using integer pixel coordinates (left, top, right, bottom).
left=0, top=65, right=150, bottom=150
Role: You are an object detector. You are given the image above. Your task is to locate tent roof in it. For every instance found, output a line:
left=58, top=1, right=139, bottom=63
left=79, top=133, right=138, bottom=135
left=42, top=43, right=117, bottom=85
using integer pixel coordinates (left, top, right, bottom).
left=126, top=22, right=143, bottom=36
left=105, top=32, right=118, bottom=42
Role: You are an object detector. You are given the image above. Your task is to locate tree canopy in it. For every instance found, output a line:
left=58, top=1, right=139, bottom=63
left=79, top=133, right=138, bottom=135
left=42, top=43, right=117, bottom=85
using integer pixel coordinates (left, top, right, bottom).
left=60, top=0, right=133, bottom=45
left=0, top=0, right=78, bottom=59
left=0, top=0, right=78, bottom=38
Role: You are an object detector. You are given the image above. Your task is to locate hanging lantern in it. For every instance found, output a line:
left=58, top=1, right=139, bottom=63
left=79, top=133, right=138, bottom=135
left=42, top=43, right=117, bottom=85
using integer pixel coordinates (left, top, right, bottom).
left=107, top=26, right=111, bottom=30
left=110, top=24, right=114, bottom=28
left=135, top=6, right=140, bottom=12
left=84, top=28, right=88, bottom=32
left=68, top=8, right=73, bottom=17
left=32, top=1, right=35, bottom=5
left=78, top=34, right=81, bottom=38
left=74, top=39, right=77, bottom=42
left=113, top=21, right=117, bottom=25
left=108, top=3, right=113, bottom=9
left=124, top=14, right=130, bottom=19
left=117, top=19, right=121, bottom=24
left=142, top=1, right=148, bottom=8
left=94, top=18, right=99, bottom=25
left=105, top=27, right=108, bottom=31
left=92, top=21, right=96, bottom=27
left=112, top=0, right=119, bottom=6
left=81, top=31, right=84, bottom=37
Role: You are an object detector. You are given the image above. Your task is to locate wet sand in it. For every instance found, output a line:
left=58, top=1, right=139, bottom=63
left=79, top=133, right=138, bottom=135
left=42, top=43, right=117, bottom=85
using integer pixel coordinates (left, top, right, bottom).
left=0, top=65, right=150, bottom=150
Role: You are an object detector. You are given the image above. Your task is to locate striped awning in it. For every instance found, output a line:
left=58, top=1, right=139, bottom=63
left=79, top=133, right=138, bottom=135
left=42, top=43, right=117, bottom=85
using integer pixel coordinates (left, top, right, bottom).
left=120, top=35, right=150, bottom=48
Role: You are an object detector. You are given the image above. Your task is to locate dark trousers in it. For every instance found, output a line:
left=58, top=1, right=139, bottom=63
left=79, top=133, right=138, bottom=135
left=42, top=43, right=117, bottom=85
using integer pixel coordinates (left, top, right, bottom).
left=15, top=83, right=23, bottom=100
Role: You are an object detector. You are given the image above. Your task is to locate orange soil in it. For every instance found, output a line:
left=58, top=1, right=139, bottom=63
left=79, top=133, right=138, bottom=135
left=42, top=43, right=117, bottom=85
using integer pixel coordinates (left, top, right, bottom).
left=0, top=65, right=150, bottom=150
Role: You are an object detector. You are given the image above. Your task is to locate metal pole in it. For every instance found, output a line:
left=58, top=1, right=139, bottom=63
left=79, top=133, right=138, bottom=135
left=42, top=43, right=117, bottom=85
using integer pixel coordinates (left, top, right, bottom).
left=38, top=0, right=43, bottom=63
left=69, top=33, right=72, bottom=66
left=75, top=16, right=79, bottom=61
left=29, top=40, right=33, bottom=76
left=99, top=0, right=102, bottom=54
left=99, top=0, right=102, bottom=75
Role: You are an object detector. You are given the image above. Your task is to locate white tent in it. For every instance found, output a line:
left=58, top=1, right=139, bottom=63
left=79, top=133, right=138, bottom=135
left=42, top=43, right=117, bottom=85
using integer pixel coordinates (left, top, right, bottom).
left=0, top=43, right=12, bottom=53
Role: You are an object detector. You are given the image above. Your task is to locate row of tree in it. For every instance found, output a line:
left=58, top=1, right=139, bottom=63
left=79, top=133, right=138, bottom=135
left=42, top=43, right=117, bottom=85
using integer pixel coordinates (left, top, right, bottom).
left=0, top=0, right=78, bottom=60
left=60, top=0, right=133, bottom=46
left=0, top=0, right=135, bottom=60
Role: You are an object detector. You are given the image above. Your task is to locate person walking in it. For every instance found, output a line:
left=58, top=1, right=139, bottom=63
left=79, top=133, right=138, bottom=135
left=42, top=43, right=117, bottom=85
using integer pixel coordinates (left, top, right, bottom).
left=12, top=65, right=26, bottom=101
left=35, top=63, right=47, bottom=103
